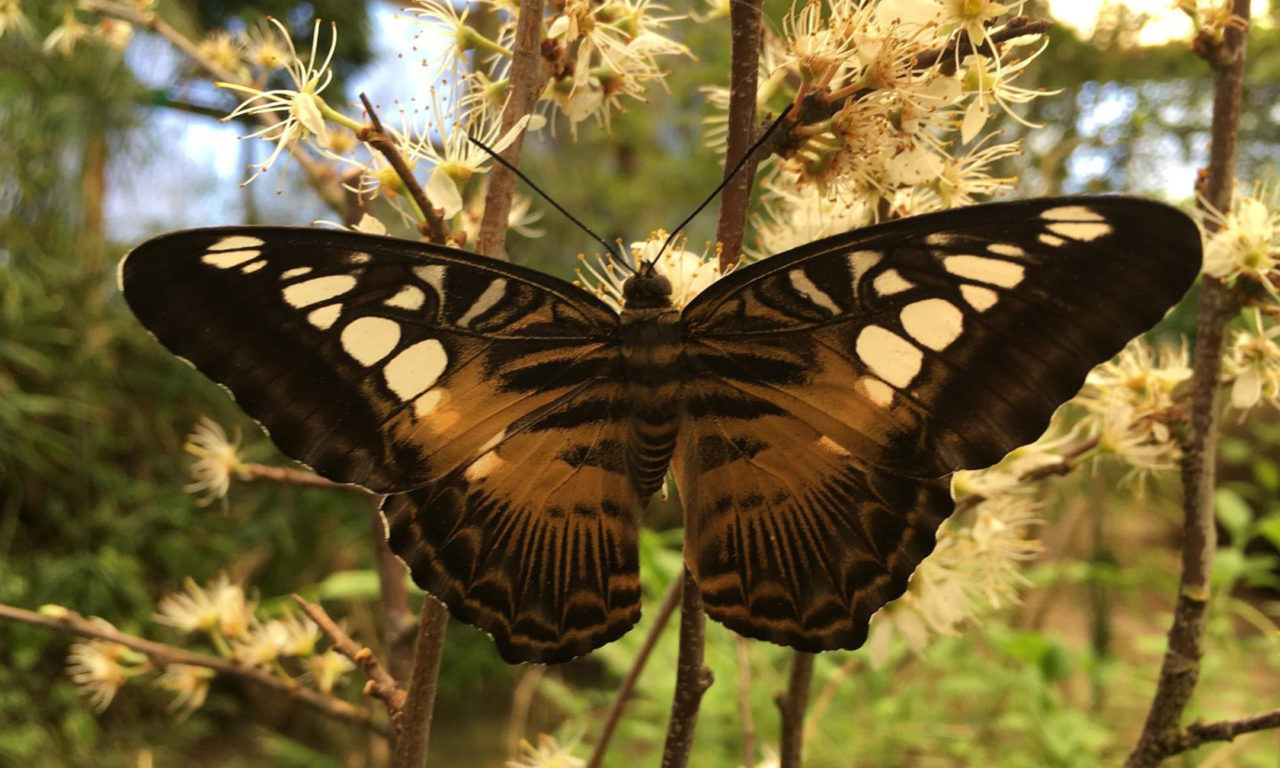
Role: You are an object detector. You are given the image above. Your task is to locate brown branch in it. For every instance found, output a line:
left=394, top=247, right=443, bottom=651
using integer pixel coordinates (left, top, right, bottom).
left=1124, top=3, right=1250, bottom=767
left=659, top=567, right=713, bottom=768
left=370, top=501, right=415, bottom=683
left=393, top=596, right=450, bottom=768
left=0, top=603, right=386, bottom=735
left=357, top=94, right=449, bottom=243
left=714, top=0, right=765, bottom=269
left=775, top=652, right=815, bottom=768
left=239, top=463, right=367, bottom=492
left=916, top=17, right=1053, bottom=73
left=586, top=573, right=685, bottom=768
left=736, top=637, right=757, bottom=768
left=475, top=0, right=551, bottom=259
left=292, top=595, right=405, bottom=716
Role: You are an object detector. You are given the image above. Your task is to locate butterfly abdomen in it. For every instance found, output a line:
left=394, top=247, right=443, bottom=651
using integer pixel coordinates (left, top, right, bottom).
left=619, top=306, right=683, bottom=499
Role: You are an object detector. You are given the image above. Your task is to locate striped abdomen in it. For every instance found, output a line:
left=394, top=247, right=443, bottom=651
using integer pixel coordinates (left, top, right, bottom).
left=618, top=306, right=683, bottom=499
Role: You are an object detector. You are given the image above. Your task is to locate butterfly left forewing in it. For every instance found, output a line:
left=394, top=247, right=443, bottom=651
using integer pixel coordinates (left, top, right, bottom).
left=122, top=228, right=642, bottom=663
left=677, top=196, right=1201, bottom=651
left=120, top=227, right=619, bottom=492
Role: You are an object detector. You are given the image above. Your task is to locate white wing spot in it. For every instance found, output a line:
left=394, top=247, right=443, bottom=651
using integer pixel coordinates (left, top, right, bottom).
left=465, top=450, right=505, bottom=482
left=855, top=326, right=923, bottom=388
left=925, top=233, right=957, bottom=246
left=383, top=339, right=448, bottom=400
left=1047, top=221, right=1111, bottom=241
left=788, top=269, right=841, bottom=314
left=385, top=285, right=426, bottom=310
left=341, top=317, right=401, bottom=366
left=858, top=377, right=895, bottom=407
left=201, top=250, right=259, bottom=269
left=900, top=299, right=964, bottom=351
left=348, top=252, right=372, bottom=265
left=414, top=265, right=446, bottom=295
left=943, top=255, right=1025, bottom=287
left=240, top=261, right=267, bottom=274
left=414, top=388, right=446, bottom=418
left=816, top=436, right=851, bottom=456
left=848, top=251, right=882, bottom=297
left=457, top=278, right=508, bottom=327
left=209, top=235, right=265, bottom=251
left=1041, top=205, right=1106, bottom=222
left=988, top=243, right=1026, bottom=257
left=283, top=275, right=358, bottom=308
left=872, top=269, right=915, bottom=296
left=281, top=267, right=312, bottom=280
left=1039, top=233, right=1067, bottom=247
left=307, top=304, right=342, bottom=330
left=961, top=285, right=999, bottom=312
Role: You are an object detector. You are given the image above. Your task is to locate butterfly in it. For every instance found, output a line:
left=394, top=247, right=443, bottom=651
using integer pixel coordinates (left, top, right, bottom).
left=120, top=196, right=1201, bottom=664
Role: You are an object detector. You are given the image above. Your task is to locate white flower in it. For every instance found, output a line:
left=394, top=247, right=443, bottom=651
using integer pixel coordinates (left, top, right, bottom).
left=183, top=416, right=243, bottom=506
left=1203, top=190, right=1279, bottom=294
left=219, top=19, right=343, bottom=184
left=154, top=573, right=256, bottom=640
left=155, top=664, right=213, bottom=716
left=0, top=0, right=31, bottom=41
left=42, top=7, right=90, bottom=57
left=306, top=649, right=355, bottom=694
left=67, top=629, right=145, bottom=712
left=1225, top=310, right=1280, bottom=411
left=507, top=733, right=585, bottom=768
left=576, top=231, right=725, bottom=311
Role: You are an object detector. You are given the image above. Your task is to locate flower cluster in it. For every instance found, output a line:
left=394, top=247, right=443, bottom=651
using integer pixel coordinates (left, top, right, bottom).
left=181, top=1, right=689, bottom=230
left=64, top=575, right=354, bottom=716
left=1071, top=339, right=1192, bottom=488
left=731, top=0, right=1050, bottom=252
left=866, top=491, right=1042, bottom=667
left=576, top=231, right=725, bottom=311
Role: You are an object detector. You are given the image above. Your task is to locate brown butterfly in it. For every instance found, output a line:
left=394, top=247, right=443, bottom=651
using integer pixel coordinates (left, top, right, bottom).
left=120, top=196, right=1200, bottom=663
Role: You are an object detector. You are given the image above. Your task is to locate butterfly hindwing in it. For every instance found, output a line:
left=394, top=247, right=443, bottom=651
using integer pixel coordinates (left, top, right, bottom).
left=384, top=378, right=641, bottom=664
left=121, top=228, right=641, bottom=662
left=677, top=197, right=1201, bottom=650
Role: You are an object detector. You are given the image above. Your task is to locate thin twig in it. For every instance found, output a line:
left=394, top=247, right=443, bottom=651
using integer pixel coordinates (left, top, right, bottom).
left=292, top=595, right=405, bottom=715
left=736, top=637, right=757, bottom=768
left=394, top=596, right=450, bottom=768
left=475, top=0, right=551, bottom=259
left=1173, top=709, right=1280, bottom=754
left=370, top=501, right=416, bottom=683
left=239, top=463, right=367, bottom=492
left=953, top=435, right=1102, bottom=514
left=506, top=666, right=548, bottom=759
left=358, top=94, right=449, bottom=243
left=586, top=573, right=685, bottom=768
left=776, top=652, right=815, bottom=768
left=0, top=602, right=386, bottom=735
left=714, top=0, right=765, bottom=269
left=659, top=567, right=714, bottom=768
left=1124, top=3, right=1251, bottom=767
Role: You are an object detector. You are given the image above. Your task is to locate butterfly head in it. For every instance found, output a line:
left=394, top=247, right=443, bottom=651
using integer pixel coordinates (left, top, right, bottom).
left=621, top=260, right=673, bottom=309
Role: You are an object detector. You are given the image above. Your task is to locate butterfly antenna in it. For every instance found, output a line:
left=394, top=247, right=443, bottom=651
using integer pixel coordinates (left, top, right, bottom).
left=469, top=136, right=636, bottom=275
left=658, top=103, right=795, bottom=259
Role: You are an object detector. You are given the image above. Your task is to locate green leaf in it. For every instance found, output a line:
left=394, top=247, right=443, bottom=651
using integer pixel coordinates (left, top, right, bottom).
left=1214, top=487, right=1253, bottom=543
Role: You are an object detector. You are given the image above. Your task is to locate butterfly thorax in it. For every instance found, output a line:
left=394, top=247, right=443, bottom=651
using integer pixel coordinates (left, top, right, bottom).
left=619, top=265, right=681, bottom=499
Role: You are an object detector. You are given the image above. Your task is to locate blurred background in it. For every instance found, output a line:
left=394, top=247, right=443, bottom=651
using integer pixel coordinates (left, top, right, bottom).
left=3, top=1, right=1280, bottom=766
